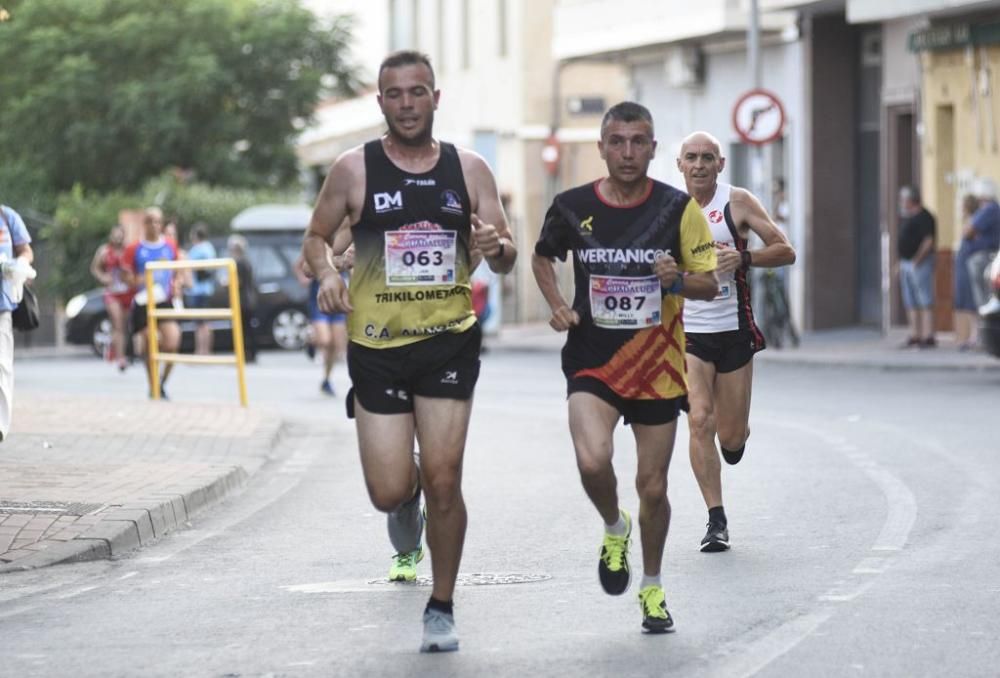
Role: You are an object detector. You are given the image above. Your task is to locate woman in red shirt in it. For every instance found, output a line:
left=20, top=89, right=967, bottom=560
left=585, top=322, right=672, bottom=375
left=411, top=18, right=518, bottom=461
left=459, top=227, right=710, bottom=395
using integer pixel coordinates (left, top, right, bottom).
left=90, top=225, right=134, bottom=370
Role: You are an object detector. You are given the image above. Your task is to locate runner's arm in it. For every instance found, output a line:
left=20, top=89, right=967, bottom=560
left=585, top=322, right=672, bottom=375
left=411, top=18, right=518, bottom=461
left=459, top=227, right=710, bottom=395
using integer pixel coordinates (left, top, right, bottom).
left=731, top=187, right=796, bottom=269
left=90, top=245, right=111, bottom=286
left=677, top=199, right=720, bottom=301
left=303, top=152, right=358, bottom=312
left=531, top=253, right=579, bottom=331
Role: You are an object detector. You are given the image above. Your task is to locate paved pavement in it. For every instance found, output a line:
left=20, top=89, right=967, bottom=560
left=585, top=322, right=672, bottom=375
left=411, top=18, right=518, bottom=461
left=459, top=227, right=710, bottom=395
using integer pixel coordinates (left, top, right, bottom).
left=0, top=394, right=283, bottom=572
left=2, top=322, right=995, bottom=572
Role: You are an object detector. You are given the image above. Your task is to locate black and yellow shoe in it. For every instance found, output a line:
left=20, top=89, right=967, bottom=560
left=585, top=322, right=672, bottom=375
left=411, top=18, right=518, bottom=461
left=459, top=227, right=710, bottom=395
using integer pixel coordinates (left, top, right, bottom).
left=638, top=585, right=675, bottom=634
left=598, top=509, right=632, bottom=595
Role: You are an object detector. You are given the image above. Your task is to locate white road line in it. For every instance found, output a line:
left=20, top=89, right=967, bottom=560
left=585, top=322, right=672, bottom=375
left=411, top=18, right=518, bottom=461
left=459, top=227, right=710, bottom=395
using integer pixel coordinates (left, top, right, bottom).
left=699, top=416, right=920, bottom=677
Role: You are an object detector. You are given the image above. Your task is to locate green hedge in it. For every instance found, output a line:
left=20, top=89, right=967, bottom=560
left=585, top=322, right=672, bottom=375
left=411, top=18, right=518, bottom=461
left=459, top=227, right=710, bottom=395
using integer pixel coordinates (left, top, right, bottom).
left=41, top=174, right=301, bottom=300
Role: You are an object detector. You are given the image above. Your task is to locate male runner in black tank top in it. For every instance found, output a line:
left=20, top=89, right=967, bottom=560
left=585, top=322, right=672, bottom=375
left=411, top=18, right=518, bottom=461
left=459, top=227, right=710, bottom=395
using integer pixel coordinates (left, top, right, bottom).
left=532, top=102, right=719, bottom=634
left=302, top=50, right=516, bottom=654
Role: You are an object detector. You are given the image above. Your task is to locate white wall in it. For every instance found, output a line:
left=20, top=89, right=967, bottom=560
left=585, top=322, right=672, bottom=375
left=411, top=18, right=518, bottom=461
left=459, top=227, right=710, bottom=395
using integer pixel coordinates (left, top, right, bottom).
left=630, top=37, right=808, bottom=329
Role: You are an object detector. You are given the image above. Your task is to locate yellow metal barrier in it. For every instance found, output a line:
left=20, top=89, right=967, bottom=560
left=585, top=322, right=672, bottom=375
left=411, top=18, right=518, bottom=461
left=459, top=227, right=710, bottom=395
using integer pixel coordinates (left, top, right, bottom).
left=144, top=258, right=248, bottom=406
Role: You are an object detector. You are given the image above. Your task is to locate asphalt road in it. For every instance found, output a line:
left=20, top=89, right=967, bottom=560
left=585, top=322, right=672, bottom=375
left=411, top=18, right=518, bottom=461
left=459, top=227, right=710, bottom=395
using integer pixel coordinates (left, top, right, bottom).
left=2, top=346, right=998, bottom=677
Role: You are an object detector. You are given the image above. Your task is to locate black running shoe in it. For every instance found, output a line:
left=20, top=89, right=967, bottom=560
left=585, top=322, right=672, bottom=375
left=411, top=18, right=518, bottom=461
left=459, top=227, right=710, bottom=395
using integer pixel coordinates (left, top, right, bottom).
left=598, top=510, right=632, bottom=595
left=700, top=521, right=730, bottom=552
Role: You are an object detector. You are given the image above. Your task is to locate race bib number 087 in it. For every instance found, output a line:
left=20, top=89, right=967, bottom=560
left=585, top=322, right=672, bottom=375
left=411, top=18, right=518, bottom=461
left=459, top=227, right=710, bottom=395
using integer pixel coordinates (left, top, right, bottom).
left=385, top=230, right=457, bottom=286
left=589, top=275, right=662, bottom=329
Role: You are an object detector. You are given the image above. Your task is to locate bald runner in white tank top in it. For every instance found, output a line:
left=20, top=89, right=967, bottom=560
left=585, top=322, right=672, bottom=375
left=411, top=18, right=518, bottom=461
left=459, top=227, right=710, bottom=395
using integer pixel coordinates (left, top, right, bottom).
left=683, top=182, right=763, bottom=344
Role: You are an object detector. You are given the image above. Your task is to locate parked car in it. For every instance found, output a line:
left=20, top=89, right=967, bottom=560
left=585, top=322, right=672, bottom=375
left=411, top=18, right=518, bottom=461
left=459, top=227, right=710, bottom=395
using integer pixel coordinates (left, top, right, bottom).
left=65, top=205, right=313, bottom=356
left=979, top=250, right=1000, bottom=359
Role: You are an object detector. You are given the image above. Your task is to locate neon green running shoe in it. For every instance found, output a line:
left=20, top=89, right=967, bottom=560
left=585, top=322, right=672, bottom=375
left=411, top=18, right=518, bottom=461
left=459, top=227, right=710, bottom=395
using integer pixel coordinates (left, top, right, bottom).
left=598, top=509, right=632, bottom=595
left=389, top=546, right=424, bottom=582
left=638, top=585, right=675, bottom=633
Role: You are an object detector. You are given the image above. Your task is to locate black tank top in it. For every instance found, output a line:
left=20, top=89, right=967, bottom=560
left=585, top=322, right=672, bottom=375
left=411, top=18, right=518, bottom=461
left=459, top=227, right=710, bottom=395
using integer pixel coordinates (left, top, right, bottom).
left=348, top=140, right=476, bottom=348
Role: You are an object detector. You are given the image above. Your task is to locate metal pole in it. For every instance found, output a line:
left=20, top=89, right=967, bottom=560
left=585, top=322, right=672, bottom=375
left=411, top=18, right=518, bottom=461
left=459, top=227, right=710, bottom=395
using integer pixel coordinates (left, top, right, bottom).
left=749, top=0, right=761, bottom=89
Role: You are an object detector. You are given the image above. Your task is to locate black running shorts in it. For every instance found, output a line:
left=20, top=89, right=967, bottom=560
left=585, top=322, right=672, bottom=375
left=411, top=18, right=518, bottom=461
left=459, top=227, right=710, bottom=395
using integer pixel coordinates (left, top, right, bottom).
left=131, top=301, right=174, bottom=334
left=567, top=376, right=685, bottom=426
left=685, top=329, right=763, bottom=373
left=346, top=323, right=482, bottom=418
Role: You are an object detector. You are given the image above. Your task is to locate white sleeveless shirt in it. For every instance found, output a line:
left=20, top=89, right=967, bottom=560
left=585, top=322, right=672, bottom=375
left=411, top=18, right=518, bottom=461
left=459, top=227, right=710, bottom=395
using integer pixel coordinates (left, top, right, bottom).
left=683, top=183, right=743, bottom=333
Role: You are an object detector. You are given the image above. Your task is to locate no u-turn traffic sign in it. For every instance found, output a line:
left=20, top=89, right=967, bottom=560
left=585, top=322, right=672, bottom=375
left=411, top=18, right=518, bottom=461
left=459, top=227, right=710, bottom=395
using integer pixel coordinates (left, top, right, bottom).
left=732, top=89, right=786, bottom=146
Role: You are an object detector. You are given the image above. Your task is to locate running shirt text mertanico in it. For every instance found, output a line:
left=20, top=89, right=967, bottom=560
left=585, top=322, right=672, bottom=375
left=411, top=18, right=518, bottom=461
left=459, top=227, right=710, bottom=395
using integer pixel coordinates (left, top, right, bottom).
left=535, top=179, right=717, bottom=400
left=348, top=140, right=477, bottom=349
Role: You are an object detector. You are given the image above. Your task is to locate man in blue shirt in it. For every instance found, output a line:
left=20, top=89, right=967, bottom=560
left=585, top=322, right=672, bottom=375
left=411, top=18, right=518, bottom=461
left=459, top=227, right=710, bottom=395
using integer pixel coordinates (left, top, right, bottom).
left=185, top=224, right=217, bottom=355
left=0, top=204, right=35, bottom=441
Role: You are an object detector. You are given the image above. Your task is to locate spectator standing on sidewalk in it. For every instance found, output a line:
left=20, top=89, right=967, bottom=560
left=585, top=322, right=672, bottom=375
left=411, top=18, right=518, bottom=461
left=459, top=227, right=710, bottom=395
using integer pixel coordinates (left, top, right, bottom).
left=227, top=235, right=257, bottom=363
left=955, top=180, right=1000, bottom=350
left=185, top=224, right=217, bottom=355
left=0, top=203, right=35, bottom=442
left=896, top=186, right=937, bottom=348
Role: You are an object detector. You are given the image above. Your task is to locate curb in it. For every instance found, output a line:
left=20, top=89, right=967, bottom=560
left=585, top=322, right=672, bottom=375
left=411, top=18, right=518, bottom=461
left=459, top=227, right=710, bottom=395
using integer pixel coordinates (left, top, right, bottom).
left=0, top=418, right=288, bottom=573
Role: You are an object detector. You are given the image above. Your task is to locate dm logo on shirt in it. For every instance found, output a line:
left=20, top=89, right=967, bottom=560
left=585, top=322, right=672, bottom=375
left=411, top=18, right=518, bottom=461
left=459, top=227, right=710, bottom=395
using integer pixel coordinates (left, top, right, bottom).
left=441, top=189, right=464, bottom=215
left=708, top=209, right=724, bottom=224
left=374, top=191, right=403, bottom=213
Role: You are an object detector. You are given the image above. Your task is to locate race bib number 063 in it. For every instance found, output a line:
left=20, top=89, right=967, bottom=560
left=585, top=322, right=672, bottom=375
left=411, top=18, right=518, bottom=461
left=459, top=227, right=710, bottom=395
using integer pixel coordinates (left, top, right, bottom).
left=385, top=230, right=457, bottom=286
left=589, top=275, right=662, bottom=329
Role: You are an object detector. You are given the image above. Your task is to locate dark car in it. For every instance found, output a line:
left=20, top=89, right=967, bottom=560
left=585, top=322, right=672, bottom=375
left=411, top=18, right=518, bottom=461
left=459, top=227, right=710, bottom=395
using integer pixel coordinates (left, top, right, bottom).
left=65, top=206, right=312, bottom=356
left=979, top=250, right=1000, bottom=359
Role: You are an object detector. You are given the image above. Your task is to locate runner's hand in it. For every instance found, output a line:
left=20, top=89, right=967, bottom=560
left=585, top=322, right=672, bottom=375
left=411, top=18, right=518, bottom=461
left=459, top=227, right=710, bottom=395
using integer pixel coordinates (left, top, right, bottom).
left=653, top=252, right=680, bottom=288
left=471, top=214, right=502, bottom=257
left=550, top=305, right=580, bottom=332
left=715, top=244, right=741, bottom=274
left=317, top=270, right=352, bottom=313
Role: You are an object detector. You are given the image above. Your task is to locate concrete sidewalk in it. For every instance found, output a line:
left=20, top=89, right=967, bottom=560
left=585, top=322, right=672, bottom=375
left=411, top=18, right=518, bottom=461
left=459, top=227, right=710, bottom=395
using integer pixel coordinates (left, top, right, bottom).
left=490, top=323, right=1000, bottom=371
left=0, top=395, right=284, bottom=572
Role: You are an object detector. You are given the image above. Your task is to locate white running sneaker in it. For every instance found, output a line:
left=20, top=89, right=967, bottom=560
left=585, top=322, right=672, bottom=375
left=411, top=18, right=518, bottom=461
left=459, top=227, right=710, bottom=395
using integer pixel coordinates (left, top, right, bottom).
left=420, top=608, right=459, bottom=653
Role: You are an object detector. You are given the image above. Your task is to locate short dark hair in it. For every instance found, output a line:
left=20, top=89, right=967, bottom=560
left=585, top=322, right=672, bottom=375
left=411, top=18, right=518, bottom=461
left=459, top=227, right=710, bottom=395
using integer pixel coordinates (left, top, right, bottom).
left=191, top=224, right=208, bottom=241
left=378, top=50, right=435, bottom=92
left=901, top=185, right=921, bottom=204
left=601, top=101, right=655, bottom=137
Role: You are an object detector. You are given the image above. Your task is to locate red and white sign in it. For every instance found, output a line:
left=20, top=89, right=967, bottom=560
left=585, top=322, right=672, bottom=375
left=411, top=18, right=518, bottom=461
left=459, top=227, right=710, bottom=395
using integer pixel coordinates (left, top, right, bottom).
left=732, top=89, right=786, bottom=146
left=542, top=134, right=561, bottom=176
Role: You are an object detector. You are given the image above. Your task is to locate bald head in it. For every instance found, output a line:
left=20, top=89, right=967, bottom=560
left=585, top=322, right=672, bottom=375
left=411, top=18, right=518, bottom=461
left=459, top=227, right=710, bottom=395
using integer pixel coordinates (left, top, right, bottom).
left=679, top=131, right=722, bottom=158
left=677, top=131, right=726, bottom=197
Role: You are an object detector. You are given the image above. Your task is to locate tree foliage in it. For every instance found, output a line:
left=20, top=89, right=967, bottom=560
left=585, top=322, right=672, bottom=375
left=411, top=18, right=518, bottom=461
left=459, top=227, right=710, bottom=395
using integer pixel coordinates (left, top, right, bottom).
left=0, top=0, right=361, bottom=194
left=43, top=175, right=300, bottom=299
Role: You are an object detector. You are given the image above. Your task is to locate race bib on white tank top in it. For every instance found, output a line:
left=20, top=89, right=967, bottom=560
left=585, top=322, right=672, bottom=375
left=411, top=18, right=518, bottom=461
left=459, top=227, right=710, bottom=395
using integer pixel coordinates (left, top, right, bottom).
left=684, top=183, right=740, bottom=333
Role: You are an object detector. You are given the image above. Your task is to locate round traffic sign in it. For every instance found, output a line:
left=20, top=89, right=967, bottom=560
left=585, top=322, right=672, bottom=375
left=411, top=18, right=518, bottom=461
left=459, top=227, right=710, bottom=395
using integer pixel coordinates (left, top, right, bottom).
left=732, top=89, right=786, bottom=146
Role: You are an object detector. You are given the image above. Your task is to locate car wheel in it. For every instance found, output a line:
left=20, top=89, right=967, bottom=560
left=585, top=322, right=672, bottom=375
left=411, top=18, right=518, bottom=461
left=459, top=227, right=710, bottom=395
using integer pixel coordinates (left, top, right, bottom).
left=91, top=315, right=112, bottom=358
left=271, top=307, right=309, bottom=350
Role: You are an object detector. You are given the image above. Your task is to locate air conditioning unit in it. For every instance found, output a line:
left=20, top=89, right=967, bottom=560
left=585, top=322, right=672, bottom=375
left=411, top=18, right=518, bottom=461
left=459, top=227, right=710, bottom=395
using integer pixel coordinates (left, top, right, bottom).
left=665, top=45, right=705, bottom=89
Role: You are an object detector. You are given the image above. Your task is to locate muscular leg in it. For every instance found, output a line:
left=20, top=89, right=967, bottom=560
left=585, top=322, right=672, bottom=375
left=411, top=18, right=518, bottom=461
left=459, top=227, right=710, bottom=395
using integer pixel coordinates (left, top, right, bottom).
left=312, top=322, right=333, bottom=381
left=106, top=299, right=126, bottom=365
left=413, top=395, right=474, bottom=603
left=686, top=354, right=721, bottom=510
left=159, top=321, right=180, bottom=386
left=568, top=393, right=621, bottom=525
left=354, top=398, right=420, bottom=512
left=715, top=359, right=753, bottom=455
left=632, top=421, right=677, bottom=575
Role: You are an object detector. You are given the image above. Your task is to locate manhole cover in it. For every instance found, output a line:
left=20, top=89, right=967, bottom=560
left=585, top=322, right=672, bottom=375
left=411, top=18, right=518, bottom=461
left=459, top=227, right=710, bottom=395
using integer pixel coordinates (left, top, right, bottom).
left=366, top=572, right=552, bottom=587
left=0, top=501, right=104, bottom=515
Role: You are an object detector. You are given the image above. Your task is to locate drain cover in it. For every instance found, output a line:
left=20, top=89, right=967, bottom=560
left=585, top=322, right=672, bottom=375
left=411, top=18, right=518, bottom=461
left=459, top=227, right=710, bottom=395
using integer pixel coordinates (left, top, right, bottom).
left=366, top=572, right=552, bottom=587
left=0, top=501, right=104, bottom=515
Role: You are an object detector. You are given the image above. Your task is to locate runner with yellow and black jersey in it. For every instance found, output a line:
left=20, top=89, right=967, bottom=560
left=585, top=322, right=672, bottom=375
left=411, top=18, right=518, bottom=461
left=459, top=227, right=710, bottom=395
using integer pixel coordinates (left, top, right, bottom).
left=532, top=102, right=718, bottom=635
left=302, top=51, right=517, bottom=654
